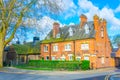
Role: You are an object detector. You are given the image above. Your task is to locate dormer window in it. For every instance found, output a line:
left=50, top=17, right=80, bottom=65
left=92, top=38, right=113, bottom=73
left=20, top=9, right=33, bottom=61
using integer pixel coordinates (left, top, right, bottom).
left=101, top=27, right=104, bottom=38
left=56, top=33, right=60, bottom=38
left=46, top=36, right=50, bottom=39
left=69, top=27, right=73, bottom=36
left=84, top=24, right=89, bottom=34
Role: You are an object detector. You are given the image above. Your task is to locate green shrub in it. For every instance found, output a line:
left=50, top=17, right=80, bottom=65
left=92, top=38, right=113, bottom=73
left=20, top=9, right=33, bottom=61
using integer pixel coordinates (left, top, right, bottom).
left=80, top=60, right=90, bottom=70
left=26, top=60, right=90, bottom=70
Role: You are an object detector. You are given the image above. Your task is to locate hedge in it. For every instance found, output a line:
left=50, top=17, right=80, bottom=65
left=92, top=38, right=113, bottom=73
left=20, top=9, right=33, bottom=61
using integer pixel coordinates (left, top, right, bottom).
left=80, top=60, right=90, bottom=70
left=27, top=60, right=90, bottom=70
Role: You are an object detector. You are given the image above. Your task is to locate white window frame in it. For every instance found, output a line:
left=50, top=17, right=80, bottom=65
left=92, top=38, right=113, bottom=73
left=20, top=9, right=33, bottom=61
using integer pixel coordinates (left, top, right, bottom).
left=53, top=45, right=58, bottom=52
left=81, top=44, right=89, bottom=50
left=69, top=27, right=73, bottom=36
left=56, top=33, right=60, bottom=38
left=61, top=55, right=65, bottom=61
left=85, top=24, right=89, bottom=34
left=84, top=56, right=89, bottom=60
left=51, top=56, right=56, bottom=60
left=76, top=56, right=81, bottom=61
left=65, top=44, right=71, bottom=51
left=68, top=54, right=73, bottom=61
left=101, top=27, right=104, bottom=38
left=44, top=45, right=48, bottom=52
left=101, top=57, right=105, bottom=64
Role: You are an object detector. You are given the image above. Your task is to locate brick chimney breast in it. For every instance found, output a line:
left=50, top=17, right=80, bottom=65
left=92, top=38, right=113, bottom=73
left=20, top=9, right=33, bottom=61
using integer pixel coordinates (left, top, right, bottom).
left=102, top=18, right=107, bottom=27
left=93, top=14, right=99, bottom=30
left=93, top=14, right=99, bottom=21
left=80, top=14, right=87, bottom=28
left=53, top=22, right=60, bottom=38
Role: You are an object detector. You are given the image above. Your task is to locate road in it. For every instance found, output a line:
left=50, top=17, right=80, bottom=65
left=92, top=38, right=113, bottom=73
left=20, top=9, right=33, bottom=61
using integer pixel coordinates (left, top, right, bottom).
left=0, top=72, right=106, bottom=80
left=76, top=75, right=105, bottom=80
left=0, top=67, right=119, bottom=80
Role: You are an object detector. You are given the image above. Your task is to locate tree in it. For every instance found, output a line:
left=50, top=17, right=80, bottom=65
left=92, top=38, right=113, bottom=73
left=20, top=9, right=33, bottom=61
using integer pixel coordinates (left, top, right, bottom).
left=113, top=35, right=120, bottom=47
left=0, top=0, right=62, bottom=67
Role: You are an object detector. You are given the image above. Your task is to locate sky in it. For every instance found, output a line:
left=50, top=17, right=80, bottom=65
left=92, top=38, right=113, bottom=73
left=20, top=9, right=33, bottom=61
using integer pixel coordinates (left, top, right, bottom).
left=14, top=0, right=120, bottom=42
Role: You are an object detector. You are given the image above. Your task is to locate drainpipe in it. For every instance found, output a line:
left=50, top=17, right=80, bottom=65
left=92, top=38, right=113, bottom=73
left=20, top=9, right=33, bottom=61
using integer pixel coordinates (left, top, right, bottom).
left=49, top=43, right=52, bottom=60
left=73, top=40, right=76, bottom=61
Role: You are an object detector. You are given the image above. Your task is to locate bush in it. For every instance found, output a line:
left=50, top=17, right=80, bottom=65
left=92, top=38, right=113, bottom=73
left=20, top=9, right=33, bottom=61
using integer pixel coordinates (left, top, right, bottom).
left=26, top=60, right=90, bottom=70
left=28, top=60, right=80, bottom=70
left=80, top=60, right=90, bottom=70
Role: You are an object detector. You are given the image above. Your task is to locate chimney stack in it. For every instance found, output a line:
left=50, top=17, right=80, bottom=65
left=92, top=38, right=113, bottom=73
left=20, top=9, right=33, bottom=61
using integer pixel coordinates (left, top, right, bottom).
left=102, top=18, right=107, bottom=27
left=80, top=14, right=87, bottom=28
left=93, top=14, right=99, bottom=30
left=53, top=22, right=60, bottom=38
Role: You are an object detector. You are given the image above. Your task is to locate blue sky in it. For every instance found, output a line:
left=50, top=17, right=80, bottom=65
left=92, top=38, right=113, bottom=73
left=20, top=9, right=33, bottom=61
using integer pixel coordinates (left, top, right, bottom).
left=15, top=0, right=120, bottom=42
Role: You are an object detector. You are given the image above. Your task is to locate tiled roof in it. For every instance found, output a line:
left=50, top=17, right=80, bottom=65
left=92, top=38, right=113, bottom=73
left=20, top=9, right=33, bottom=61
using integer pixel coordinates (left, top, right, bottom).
left=111, top=48, right=119, bottom=57
left=43, top=21, right=95, bottom=43
left=112, top=48, right=119, bottom=52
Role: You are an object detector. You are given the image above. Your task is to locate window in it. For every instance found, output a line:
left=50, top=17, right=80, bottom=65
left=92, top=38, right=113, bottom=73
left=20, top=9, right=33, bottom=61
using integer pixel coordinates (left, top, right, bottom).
left=44, top=45, right=48, bottom=52
left=76, top=56, right=81, bottom=61
left=56, top=33, right=60, bottom=38
left=101, top=57, right=105, bottom=64
left=21, top=56, right=25, bottom=62
left=101, top=27, right=104, bottom=38
left=46, top=36, right=50, bottom=39
left=84, top=24, right=89, bottom=34
left=65, top=44, right=71, bottom=51
left=53, top=45, right=58, bottom=52
left=61, top=55, right=65, bottom=61
left=68, top=54, right=73, bottom=61
left=46, top=56, right=49, bottom=60
left=81, top=44, right=89, bottom=50
left=69, top=27, right=73, bottom=36
left=84, top=56, right=89, bottom=60
left=51, top=56, right=56, bottom=60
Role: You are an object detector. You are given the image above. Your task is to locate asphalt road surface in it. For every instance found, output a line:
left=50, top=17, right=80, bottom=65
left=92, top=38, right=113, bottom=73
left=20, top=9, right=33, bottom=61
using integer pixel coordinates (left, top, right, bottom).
left=75, top=75, right=106, bottom=80
left=0, top=67, right=120, bottom=80
left=0, top=72, right=106, bottom=80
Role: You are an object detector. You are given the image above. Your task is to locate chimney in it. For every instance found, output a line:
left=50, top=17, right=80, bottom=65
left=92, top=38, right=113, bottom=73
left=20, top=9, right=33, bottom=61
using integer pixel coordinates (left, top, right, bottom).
left=118, top=43, right=120, bottom=48
left=93, top=14, right=99, bottom=30
left=102, top=18, right=107, bottom=27
left=33, top=37, right=39, bottom=46
left=80, top=14, right=87, bottom=28
left=53, top=22, right=60, bottom=38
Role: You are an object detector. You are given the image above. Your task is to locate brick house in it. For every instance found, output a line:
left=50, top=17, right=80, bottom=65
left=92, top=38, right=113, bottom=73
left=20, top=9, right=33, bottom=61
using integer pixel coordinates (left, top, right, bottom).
left=111, top=47, right=120, bottom=67
left=41, top=14, right=114, bottom=69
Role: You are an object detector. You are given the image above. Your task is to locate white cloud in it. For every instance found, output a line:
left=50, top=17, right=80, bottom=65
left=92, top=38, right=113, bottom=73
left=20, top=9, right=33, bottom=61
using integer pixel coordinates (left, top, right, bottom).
left=69, top=22, right=75, bottom=25
left=115, top=5, right=120, bottom=13
left=78, top=0, right=120, bottom=31
left=58, top=0, right=77, bottom=19
left=22, top=16, right=64, bottom=40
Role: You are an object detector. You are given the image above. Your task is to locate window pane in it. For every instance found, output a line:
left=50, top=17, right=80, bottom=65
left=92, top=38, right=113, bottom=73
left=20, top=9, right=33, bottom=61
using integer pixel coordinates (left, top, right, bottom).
left=84, top=56, right=89, bottom=60
left=44, top=46, right=48, bottom=52
left=52, top=56, right=55, bottom=60
left=81, top=44, right=89, bottom=50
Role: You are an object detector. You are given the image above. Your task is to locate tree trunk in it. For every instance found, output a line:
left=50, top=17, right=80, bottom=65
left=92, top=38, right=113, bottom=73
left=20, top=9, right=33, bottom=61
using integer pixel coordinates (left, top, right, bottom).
left=0, top=47, right=3, bottom=68
left=0, top=35, right=4, bottom=68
